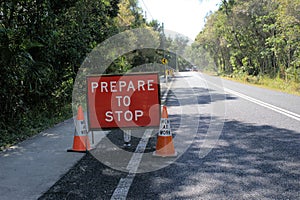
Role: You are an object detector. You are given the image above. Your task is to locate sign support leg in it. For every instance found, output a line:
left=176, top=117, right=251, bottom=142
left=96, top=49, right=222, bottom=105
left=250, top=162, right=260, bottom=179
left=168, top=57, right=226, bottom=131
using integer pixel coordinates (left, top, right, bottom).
left=91, top=131, right=94, bottom=144
left=123, top=129, right=131, bottom=148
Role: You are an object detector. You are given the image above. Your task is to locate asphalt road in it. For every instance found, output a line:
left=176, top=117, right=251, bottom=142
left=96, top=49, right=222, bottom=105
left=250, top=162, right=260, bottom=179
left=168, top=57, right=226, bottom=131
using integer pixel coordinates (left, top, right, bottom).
left=40, top=72, right=300, bottom=199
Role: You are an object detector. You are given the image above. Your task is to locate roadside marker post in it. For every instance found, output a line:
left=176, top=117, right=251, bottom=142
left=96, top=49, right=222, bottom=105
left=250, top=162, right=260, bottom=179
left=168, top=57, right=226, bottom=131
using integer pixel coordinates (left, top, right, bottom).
left=161, top=58, right=168, bottom=84
left=123, top=129, right=131, bottom=147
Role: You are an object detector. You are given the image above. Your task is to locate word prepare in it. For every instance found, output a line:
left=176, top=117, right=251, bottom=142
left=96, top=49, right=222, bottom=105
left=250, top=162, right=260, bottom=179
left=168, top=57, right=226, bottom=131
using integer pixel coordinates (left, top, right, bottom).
left=91, top=79, right=155, bottom=93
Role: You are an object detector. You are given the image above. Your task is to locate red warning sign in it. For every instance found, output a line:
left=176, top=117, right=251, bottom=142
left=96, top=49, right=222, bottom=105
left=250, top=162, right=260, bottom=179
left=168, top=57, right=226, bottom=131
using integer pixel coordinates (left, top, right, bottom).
left=87, top=73, right=161, bottom=129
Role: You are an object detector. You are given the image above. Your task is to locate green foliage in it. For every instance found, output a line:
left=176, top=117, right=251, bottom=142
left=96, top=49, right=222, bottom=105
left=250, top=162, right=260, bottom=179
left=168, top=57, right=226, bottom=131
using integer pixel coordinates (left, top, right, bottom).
left=194, top=0, right=300, bottom=83
left=0, top=0, right=154, bottom=149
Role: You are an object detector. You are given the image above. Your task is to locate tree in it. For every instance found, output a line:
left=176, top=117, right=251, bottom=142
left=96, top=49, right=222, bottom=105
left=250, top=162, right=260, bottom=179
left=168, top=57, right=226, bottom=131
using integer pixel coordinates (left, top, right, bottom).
left=193, top=0, right=300, bottom=81
left=0, top=0, right=121, bottom=148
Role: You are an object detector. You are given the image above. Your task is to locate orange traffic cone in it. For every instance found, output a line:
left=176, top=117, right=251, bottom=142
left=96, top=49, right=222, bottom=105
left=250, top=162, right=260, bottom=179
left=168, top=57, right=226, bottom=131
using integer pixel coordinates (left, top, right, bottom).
left=67, top=105, right=91, bottom=153
left=153, top=106, right=177, bottom=157
left=162, top=105, right=168, bottom=119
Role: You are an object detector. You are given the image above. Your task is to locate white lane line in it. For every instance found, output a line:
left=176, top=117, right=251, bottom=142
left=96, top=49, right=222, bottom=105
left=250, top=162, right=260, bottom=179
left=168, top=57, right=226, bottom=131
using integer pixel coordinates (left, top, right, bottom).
left=111, top=76, right=174, bottom=199
left=161, top=77, right=174, bottom=105
left=224, top=88, right=300, bottom=121
left=110, top=129, right=153, bottom=200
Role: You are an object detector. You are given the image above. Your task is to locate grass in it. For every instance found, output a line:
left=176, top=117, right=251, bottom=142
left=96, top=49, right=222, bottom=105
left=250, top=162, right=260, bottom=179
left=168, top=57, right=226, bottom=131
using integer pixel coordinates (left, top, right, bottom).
left=0, top=103, right=73, bottom=151
left=222, top=74, right=300, bottom=96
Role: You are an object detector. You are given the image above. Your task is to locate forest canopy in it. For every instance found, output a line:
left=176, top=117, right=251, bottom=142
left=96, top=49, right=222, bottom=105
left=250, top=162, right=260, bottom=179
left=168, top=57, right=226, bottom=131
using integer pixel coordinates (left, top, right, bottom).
left=0, top=0, right=158, bottom=148
left=193, top=0, right=300, bottom=82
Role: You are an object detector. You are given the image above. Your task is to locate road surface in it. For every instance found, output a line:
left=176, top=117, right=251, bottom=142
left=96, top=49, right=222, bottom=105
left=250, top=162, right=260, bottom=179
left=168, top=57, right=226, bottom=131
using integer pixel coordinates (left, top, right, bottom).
left=23, top=72, right=300, bottom=199
left=125, top=72, right=300, bottom=199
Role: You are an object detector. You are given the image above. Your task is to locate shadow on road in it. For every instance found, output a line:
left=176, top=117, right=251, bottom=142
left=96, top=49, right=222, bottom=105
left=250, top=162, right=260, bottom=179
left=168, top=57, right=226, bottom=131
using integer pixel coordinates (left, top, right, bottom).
left=166, top=86, right=237, bottom=107
left=127, top=85, right=300, bottom=199
left=129, top=116, right=300, bottom=199
left=39, top=84, right=300, bottom=199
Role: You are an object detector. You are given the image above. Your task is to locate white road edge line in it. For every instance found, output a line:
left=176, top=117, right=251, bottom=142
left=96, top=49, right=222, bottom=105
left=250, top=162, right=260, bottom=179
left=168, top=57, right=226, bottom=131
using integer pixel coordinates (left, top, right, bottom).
left=224, top=88, right=300, bottom=121
left=110, top=129, right=153, bottom=200
left=199, top=74, right=300, bottom=122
